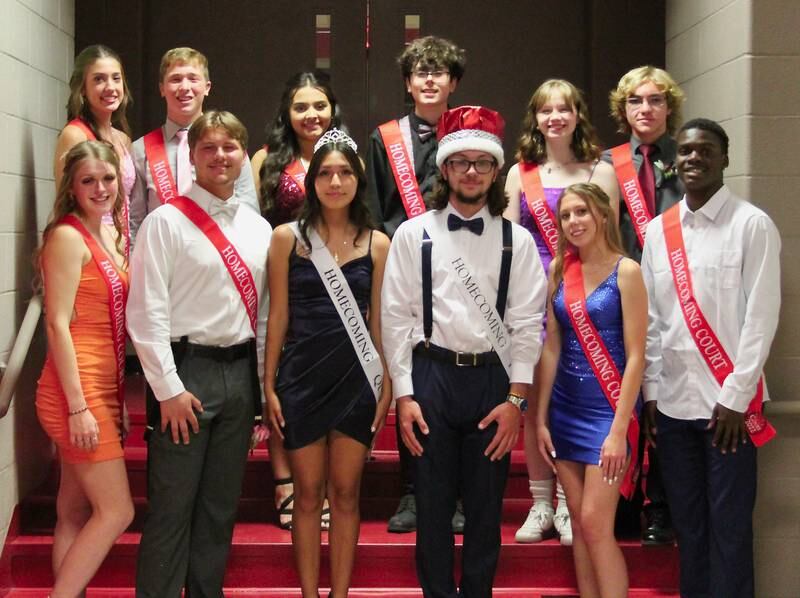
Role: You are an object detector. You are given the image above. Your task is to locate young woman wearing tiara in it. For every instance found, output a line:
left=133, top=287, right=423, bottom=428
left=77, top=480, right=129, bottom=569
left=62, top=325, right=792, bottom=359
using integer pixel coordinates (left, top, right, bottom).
left=504, top=79, right=620, bottom=546
left=264, top=129, right=392, bottom=598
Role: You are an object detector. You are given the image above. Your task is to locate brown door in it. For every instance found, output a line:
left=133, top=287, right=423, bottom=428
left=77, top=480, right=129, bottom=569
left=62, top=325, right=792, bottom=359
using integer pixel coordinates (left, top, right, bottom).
left=76, top=1, right=665, bottom=160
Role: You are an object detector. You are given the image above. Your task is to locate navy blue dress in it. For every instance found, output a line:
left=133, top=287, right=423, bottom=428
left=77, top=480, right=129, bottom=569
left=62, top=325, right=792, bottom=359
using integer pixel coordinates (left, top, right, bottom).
left=548, top=261, right=638, bottom=464
left=276, top=237, right=377, bottom=450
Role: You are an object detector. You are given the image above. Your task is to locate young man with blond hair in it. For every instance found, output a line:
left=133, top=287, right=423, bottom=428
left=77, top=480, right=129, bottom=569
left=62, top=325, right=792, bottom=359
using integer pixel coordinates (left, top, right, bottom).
left=129, top=47, right=259, bottom=246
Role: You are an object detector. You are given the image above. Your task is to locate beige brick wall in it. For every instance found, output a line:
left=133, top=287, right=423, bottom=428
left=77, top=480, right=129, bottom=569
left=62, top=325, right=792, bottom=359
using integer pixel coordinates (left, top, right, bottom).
left=0, top=0, right=74, bottom=547
left=667, top=1, right=800, bottom=596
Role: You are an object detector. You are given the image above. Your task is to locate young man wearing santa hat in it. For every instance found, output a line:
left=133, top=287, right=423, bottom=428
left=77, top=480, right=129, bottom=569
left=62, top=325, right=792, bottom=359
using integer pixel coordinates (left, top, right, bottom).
left=381, top=105, right=547, bottom=596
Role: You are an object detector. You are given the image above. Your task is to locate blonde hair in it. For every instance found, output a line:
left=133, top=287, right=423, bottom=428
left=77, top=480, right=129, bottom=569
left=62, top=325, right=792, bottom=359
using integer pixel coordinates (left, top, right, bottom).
left=550, top=183, right=624, bottom=290
left=37, top=141, right=126, bottom=277
left=188, top=110, right=248, bottom=150
left=609, top=66, right=685, bottom=135
left=515, top=79, right=601, bottom=164
left=159, top=47, right=210, bottom=82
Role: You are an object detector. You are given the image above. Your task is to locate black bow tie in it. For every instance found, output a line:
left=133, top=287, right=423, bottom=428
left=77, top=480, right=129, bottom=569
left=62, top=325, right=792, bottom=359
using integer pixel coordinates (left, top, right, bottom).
left=417, top=123, right=436, bottom=142
left=447, top=213, right=484, bottom=235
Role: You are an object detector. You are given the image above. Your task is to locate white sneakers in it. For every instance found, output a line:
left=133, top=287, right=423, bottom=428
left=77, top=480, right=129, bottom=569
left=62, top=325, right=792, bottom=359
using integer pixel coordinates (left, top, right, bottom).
left=515, top=502, right=555, bottom=543
left=553, top=505, right=572, bottom=546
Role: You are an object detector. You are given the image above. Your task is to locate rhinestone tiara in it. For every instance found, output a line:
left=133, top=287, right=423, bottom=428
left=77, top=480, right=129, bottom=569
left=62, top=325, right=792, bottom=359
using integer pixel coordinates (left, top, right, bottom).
left=314, top=128, right=358, bottom=154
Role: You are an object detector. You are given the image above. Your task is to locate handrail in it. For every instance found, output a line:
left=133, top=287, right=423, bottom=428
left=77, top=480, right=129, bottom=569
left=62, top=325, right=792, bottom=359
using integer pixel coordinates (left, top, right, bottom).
left=0, top=294, right=43, bottom=419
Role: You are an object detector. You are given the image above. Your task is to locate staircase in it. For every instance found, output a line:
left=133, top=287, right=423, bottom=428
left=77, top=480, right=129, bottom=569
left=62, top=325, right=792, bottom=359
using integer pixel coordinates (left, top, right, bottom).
left=1, top=374, right=679, bottom=596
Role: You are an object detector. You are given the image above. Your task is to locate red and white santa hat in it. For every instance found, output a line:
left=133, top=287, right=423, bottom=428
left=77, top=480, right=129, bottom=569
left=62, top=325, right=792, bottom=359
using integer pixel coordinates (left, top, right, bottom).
left=435, top=105, right=506, bottom=169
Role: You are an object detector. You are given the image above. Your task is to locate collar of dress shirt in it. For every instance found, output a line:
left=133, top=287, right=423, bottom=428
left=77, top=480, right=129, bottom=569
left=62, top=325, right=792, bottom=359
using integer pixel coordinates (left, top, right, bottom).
left=188, top=183, right=239, bottom=214
left=630, top=131, right=676, bottom=160
left=680, top=184, right=730, bottom=223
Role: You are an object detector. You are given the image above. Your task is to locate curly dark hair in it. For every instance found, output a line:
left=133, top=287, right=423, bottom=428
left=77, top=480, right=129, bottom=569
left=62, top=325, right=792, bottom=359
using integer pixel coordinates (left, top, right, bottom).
left=679, top=118, right=729, bottom=155
left=397, top=36, right=466, bottom=81
left=515, top=79, right=601, bottom=164
left=298, top=141, right=374, bottom=251
left=259, top=71, right=342, bottom=220
left=426, top=170, right=508, bottom=217
left=66, top=45, right=132, bottom=140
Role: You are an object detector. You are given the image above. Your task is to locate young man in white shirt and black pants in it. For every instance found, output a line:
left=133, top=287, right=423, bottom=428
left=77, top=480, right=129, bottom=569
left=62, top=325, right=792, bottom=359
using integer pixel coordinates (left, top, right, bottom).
left=128, top=111, right=272, bottom=598
left=382, top=106, right=546, bottom=597
left=641, top=118, right=781, bottom=598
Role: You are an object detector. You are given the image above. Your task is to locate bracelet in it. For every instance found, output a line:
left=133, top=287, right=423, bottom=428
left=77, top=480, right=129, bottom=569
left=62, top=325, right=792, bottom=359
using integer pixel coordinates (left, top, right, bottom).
left=507, top=391, right=526, bottom=400
left=68, top=406, right=88, bottom=416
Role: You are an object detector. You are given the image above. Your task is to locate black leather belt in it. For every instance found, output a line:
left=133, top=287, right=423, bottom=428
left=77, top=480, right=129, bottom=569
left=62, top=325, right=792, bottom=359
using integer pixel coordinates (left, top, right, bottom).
left=414, top=341, right=501, bottom=367
left=182, top=340, right=251, bottom=362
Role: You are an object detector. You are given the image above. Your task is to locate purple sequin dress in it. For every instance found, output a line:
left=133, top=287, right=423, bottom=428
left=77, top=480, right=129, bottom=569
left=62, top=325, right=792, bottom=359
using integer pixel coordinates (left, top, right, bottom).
left=519, top=187, right=563, bottom=275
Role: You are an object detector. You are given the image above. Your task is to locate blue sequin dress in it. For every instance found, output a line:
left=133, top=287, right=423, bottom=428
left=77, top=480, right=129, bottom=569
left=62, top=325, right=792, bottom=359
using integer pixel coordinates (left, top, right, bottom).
left=548, top=259, right=638, bottom=464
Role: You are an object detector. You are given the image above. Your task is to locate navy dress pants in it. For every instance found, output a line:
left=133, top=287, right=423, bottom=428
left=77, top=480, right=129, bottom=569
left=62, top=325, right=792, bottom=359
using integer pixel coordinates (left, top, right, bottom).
left=656, top=409, right=757, bottom=598
left=411, top=353, right=510, bottom=598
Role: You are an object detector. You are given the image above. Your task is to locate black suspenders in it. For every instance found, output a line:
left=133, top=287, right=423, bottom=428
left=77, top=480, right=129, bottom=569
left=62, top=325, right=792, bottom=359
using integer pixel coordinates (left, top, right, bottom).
left=422, top=218, right=513, bottom=346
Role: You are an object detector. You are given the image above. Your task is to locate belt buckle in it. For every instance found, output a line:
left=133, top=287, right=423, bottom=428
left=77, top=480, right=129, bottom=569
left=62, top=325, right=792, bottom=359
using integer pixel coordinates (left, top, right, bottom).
left=455, top=351, right=477, bottom=367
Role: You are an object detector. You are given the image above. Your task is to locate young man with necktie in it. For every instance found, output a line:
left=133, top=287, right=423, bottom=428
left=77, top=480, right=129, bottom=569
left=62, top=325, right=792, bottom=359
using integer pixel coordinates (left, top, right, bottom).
left=602, top=65, right=686, bottom=544
left=128, top=47, right=259, bottom=247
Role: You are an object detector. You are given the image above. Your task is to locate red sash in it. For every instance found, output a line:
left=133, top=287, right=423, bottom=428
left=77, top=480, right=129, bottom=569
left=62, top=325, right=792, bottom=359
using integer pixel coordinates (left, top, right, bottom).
left=60, top=215, right=128, bottom=409
left=68, top=118, right=96, bottom=140
left=143, top=128, right=178, bottom=205
left=284, top=159, right=307, bottom=195
left=563, top=253, right=640, bottom=498
left=378, top=120, right=427, bottom=218
left=170, top=196, right=258, bottom=334
left=662, top=205, right=776, bottom=446
left=519, top=162, right=558, bottom=257
left=610, top=143, right=652, bottom=248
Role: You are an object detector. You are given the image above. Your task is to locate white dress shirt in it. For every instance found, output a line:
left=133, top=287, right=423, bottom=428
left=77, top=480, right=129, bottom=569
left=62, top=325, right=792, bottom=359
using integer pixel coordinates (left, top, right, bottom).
left=641, top=185, right=781, bottom=419
left=381, top=203, right=547, bottom=399
left=127, top=183, right=272, bottom=401
left=129, top=118, right=260, bottom=246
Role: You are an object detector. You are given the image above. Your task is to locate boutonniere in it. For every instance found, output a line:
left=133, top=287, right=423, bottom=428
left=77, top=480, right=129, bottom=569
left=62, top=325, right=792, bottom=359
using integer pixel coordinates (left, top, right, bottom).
left=654, top=159, right=677, bottom=182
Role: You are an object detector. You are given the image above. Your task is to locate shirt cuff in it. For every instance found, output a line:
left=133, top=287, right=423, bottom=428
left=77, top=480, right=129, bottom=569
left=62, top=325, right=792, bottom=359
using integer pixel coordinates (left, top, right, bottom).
left=392, top=374, right=414, bottom=400
left=510, top=362, right=534, bottom=386
left=150, top=372, right=186, bottom=402
left=717, top=386, right=752, bottom=414
left=643, top=380, right=659, bottom=403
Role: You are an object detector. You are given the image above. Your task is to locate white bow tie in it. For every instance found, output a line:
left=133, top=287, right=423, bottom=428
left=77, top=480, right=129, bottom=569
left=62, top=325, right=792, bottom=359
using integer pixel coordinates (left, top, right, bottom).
left=208, top=198, right=240, bottom=219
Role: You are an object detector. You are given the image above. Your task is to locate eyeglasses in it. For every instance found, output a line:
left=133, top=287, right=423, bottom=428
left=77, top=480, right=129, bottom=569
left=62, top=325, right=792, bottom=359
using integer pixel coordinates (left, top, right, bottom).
left=445, top=158, right=497, bottom=174
left=412, top=70, right=450, bottom=81
left=626, top=94, right=667, bottom=109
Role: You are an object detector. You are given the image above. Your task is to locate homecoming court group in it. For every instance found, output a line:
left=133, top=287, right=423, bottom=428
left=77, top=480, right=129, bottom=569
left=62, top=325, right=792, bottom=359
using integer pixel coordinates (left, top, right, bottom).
left=36, top=35, right=781, bottom=598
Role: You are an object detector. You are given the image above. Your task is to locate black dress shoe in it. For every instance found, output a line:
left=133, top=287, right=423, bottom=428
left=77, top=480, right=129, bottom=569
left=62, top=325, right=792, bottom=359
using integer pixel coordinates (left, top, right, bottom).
left=641, top=506, right=675, bottom=545
left=451, top=499, right=465, bottom=534
left=387, top=493, right=417, bottom=533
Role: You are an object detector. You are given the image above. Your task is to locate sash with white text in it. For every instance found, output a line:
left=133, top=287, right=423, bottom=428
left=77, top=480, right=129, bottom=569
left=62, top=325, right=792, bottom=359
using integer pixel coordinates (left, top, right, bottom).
left=611, top=143, right=652, bottom=248
left=423, top=215, right=512, bottom=377
left=61, top=215, right=128, bottom=409
left=288, top=223, right=383, bottom=401
left=171, top=196, right=258, bottom=334
left=519, top=162, right=558, bottom=257
left=143, top=128, right=178, bottom=205
left=563, top=252, right=639, bottom=498
left=378, top=118, right=427, bottom=219
left=284, top=159, right=307, bottom=195
left=662, top=204, right=775, bottom=446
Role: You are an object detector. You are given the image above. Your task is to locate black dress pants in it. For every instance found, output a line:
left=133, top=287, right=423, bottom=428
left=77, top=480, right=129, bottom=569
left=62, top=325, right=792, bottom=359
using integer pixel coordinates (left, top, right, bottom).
left=656, top=410, right=757, bottom=598
left=411, top=352, right=510, bottom=598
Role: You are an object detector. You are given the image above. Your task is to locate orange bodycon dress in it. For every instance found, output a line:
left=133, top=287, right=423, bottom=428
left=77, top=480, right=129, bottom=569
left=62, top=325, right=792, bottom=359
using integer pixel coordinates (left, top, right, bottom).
left=36, top=258, right=127, bottom=464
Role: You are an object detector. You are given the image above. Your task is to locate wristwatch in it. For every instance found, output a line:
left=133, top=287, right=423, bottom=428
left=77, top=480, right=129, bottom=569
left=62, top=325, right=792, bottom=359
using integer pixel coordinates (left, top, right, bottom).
left=506, top=393, right=528, bottom=412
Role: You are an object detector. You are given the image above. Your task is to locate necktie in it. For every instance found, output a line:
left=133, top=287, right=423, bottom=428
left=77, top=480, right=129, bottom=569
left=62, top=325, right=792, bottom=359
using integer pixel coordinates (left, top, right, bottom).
left=638, top=144, right=657, bottom=216
left=447, top=213, right=484, bottom=235
left=175, top=128, right=193, bottom=195
left=417, top=122, right=436, bottom=142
